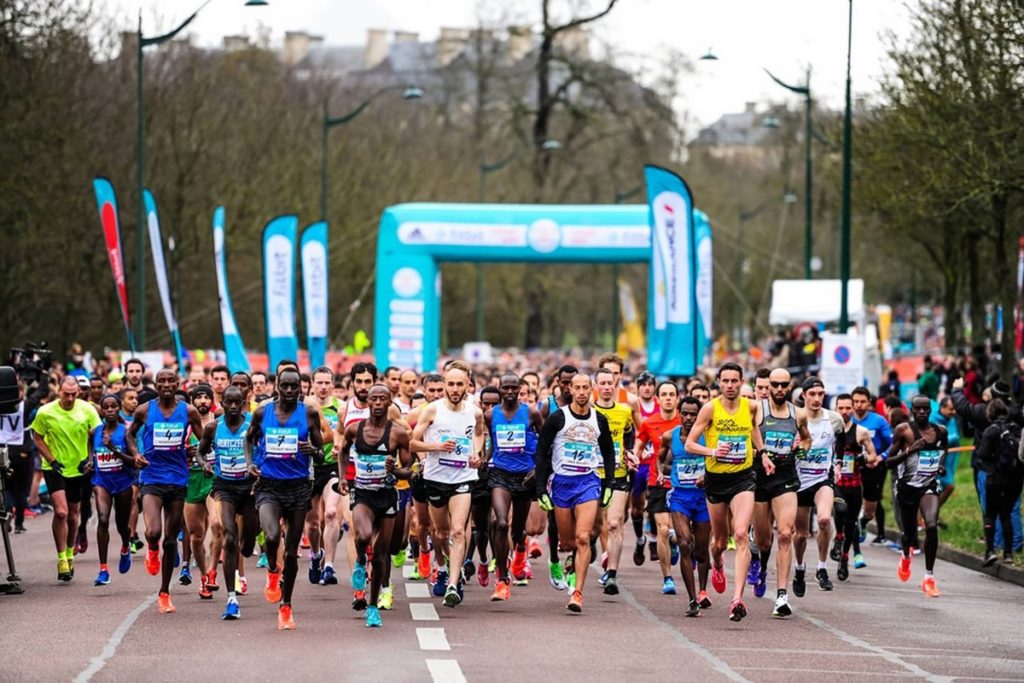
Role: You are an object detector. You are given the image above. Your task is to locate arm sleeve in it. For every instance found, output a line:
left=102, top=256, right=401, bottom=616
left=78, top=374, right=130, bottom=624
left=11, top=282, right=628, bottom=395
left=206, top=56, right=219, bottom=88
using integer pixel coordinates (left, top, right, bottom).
left=534, top=410, right=565, bottom=495
left=596, top=412, right=615, bottom=482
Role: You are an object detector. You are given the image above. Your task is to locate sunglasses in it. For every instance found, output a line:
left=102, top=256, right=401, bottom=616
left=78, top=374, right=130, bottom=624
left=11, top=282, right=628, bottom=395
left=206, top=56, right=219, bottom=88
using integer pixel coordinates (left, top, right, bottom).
left=769, top=381, right=790, bottom=388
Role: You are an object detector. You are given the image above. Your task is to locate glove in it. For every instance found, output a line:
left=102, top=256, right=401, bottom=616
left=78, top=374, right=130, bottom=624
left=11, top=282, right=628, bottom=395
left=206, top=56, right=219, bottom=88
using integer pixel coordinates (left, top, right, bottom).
left=51, top=460, right=64, bottom=475
left=537, top=492, right=554, bottom=512
left=600, top=485, right=612, bottom=508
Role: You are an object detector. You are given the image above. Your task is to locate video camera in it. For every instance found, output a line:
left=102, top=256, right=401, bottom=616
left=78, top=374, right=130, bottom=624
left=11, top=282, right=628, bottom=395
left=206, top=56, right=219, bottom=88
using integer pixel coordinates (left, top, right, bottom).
left=8, top=342, right=53, bottom=387
left=0, top=365, right=24, bottom=594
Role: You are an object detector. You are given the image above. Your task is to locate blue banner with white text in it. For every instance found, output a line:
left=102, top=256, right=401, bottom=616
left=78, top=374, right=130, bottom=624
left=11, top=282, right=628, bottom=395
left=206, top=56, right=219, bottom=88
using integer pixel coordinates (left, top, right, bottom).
left=300, top=221, right=329, bottom=369
left=143, top=189, right=185, bottom=374
left=694, top=209, right=713, bottom=364
left=262, top=215, right=300, bottom=369
left=213, top=207, right=250, bottom=373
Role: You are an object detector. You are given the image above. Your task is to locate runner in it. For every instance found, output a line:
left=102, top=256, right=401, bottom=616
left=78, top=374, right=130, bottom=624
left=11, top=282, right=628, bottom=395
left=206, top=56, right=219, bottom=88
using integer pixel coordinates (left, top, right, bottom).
left=658, top=396, right=710, bottom=615
left=119, top=387, right=144, bottom=554
left=886, top=395, right=948, bottom=597
left=245, top=368, right=326, bottom=629
left=383, top=366, right=402, bottom=404
left=534, top=372, right=615, bottom=613
left=183, top=383, right=221, bottom=598
left=87, top=393, right=137, bottom=585
left=394, top=370, right=418, bottom=416
left=630, top=371, right=660, bottom=566
left=832, top=393, right=878, bottom=581
left=338, top=384, right=412, bottom=626
left=209, top=365, right=230, bottom=407
left=198, top=386, right=256, bottom=619
left=305, top=366, right=343, bottom=588
left=408, top=373, right=444, bottom=582
left=538, top=364, right=577, bottom=590
left=592, top=368, right=634, bottom=595
left=685, top=362, right=767, bottom=622
left=753, top=368, right=809, bottom=617
left=793, top=377, right=844, bottom=595
left=630, top=380, right=681, bottom=596
left=466, top=386, right=500, bottom=587
left=126, top=368, right=205, bottom=613
left=851, top=386, right=894, bottom=546
left=486, top=373, right=543, bottom=601
left=227, top=371, right=255, bottom=594
left=411, top=361, right=484, bottom=607
left=31, top=375, right=102, bottom=581
left=123, top=357, right=157, bottom=403
left=753, top=368, right=771, bottom=401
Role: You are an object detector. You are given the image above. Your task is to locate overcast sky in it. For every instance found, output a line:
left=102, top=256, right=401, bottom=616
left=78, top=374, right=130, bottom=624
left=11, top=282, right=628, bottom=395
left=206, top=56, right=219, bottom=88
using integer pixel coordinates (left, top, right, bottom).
left=112, top=0, right=913, bottom=128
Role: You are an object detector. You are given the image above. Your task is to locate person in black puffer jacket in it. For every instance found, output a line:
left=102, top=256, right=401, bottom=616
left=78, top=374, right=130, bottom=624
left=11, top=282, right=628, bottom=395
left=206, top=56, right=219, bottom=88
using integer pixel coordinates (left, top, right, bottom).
left=974, top=399, right=1024, bottom=566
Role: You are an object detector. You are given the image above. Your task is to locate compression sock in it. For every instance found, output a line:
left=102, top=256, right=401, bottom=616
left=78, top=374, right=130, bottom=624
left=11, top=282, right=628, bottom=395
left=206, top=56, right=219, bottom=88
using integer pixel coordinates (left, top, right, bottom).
left=631, top=515, right=644, bottom=542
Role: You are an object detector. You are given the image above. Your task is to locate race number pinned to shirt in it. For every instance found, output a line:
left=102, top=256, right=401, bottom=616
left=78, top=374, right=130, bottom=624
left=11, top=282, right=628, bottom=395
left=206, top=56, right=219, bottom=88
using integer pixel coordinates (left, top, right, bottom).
left=561, top=440, right=598, bottom=473
left=153, top=422, right=185, bottom=449
left=495, top=424, right=526, bottom=452
left=798, top=447, right=830, bottom=477
left=354, top=451, right=387, bottom=488
left=265, top=427, right=298, bottom=459
left=715, top=434, right=747, bottom=464
left=439, top=434, right=471, bottom=468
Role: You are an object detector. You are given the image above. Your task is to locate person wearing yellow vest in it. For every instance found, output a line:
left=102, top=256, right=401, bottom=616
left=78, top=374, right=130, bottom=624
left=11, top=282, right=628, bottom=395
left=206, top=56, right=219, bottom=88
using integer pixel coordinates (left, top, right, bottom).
left=686, top=362, right=769, bottom=623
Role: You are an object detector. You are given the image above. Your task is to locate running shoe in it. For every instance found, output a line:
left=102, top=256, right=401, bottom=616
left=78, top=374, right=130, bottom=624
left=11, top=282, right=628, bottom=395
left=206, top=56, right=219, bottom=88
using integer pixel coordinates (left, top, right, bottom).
left=13, top=525, right=25, bottom=534
left=746, top=556, right=761, bottom=586
left=523, top=561, right=533, bottom=580
left=94, top=569, right=111, bottom=586
left=599, top=570, right=609, bottom=586
left=145, top=549, right=160, bottom=576
left=528, top=539, right=543, bottom=558
left=511, top=549, right=528, bottom=579
left=418, top=551, right=432, bottom=580
left=57, top=557, right=71, bottom=582
left=488, top=557, right=496, bottom=573
left=726, top=536, right=736, bottom=551
left=870, top=535, right=888, bottom=546
left=118, top=549, right=132, bottom=575
left=897, top=555, right=912, bottom=582
left=352, top=590, right=367, bottom=610
left=265, top=569, right=282, bottom=603
left=378, top=586, right=394, bottom=610
left=793, top=566, right=806, bottom=597
left=728, top=599, right=747, bottom=622
left=278, top=604, right=295, bottom=630
left=157, top=592, right=176, bottom=614
left=237, top=575, right=248, bottom=595
left=566, top=571, right=576, bottom=592
left=433, top=568, right=449, bottom=597
left=130, top=537, right=144, bottom=554
left=670, top=541, right=680, bottom=567
left=603, top=576, right=619, bottom=595
left=308, top=550, right=323, bottom=584
left=920, top=576, right=940, bottom=598
left=566, top=590, right=583, bottom=613
left=491, top=580, right=510, bottom=601
left=222, top=599, right=240, bottom=620
left=301, top=534, right=310, bottom=550
left=772, top=592, right=792, bottom=618
left=837, top=558, right=850, bottom=582
left=351, top=561, right=367, bottom=591
left=409, top=566, right=425, bottom=581
left=199, top=575, right=213, bottom=600
left=206, top=569, right=219, bottom=591
left=816, top=568, right=833, bottom=591
left=477, top=562, right=489, bottom=587
left=711, top=562, right=727, bottom=594
left=392, top=548, right=407, bottom=568
left=697, top=590, right=712, bottom=609
left=443, top=585, right=462, bottom=608
left=753, top=568, right=767, bottom=598
left=179, top=565, right=192, bottom=586
left=830, top=536, right=843, bottom=562
left=633, top=540, right=646, bottom=566
left=320, top=565, right=338, bottom=585
left=983, top=551, right=999, bottom=567
left=256, top=552, right=269, bottom=569
left=858, top=520, right=867, bottom=544
left=456, top=576, right=465, bottom=601
left=686, top=599, right=701, bottom=617
left=853, top=553, right=867, bottom=569
left=548, top=561, right=568, bottom=591
left=462, top=559, right=475, bottom=584
left=662, top=577, right=677, bottom=595
left=75, top=529, right=87, bottom=555
left=365, top=605, right=382, bottom=627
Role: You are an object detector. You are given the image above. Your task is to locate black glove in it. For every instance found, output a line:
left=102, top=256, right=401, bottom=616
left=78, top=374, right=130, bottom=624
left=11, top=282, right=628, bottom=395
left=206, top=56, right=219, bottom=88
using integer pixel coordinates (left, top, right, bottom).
left=51, top=460, right=64, bottom=475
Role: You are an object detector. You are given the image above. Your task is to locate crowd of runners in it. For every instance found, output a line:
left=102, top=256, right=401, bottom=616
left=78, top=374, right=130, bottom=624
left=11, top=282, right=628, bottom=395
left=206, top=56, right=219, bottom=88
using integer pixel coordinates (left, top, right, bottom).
left=15, top=352, right=959, bottom=629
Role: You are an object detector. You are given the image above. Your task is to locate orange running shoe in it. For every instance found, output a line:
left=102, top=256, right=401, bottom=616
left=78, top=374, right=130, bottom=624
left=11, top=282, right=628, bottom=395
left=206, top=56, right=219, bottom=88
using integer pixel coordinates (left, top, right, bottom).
left=157, top=592, right=176, bottom=614
left=417, top=551, right=431, bottom=580
left=300, top=534, right=310, bottom=550
left=511, top=549, right=527, bottom=579
left=711, top=562, right=727, bottom=594
left=145, top=549, right=160, bottom=576
left=490, top=580, right=511, bottom=602
left=897, top=555, right=912, bottom=582
left=528, top=539, right=543, bottom=559
left=265, top=569, right=282, bottom=603
left=920, top=576, right=940, bottom=597
left=566, top=590, right=583, bottom=613
left=278, top=604, right=296, bottom=630
left=199, top=574, right=213, bottom=600
left=205, top=569, right=219, bottom=591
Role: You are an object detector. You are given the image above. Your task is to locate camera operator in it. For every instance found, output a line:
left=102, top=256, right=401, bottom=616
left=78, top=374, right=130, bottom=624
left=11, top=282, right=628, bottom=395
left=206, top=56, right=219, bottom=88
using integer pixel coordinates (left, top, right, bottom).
left=30, top=375, right=101, bottom=581
left=3, top=374, right=50, bottom=534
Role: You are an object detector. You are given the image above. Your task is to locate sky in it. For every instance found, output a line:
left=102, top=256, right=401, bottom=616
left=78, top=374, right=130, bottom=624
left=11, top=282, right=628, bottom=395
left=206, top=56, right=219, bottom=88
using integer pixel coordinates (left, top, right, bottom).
left=110, top=0, right=914, bottom=128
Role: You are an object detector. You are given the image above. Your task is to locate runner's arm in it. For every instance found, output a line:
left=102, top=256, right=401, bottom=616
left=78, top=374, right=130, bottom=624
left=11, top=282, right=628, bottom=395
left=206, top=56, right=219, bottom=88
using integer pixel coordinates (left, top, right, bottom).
left=392, top=425, right=413, bottom=479
left=410, top=404, right=439, bottom=453
left=884, top=423, right=911, bottom=468
left=338, top=423, right=356, bottom=482
left=596, top=412, right=615, bottom=486
left=657, top=431, right=673, bottom=478
left=685, top=402, right=716, bottom=458
left=857, top=426, right=878, bottom=464
left=198, top=421, right=216, bottom=459
left=629, top=422, right=647, bottom=468
left=244, top=406, right=265, bottom=475
left=533, top=410, right=565, bottom=496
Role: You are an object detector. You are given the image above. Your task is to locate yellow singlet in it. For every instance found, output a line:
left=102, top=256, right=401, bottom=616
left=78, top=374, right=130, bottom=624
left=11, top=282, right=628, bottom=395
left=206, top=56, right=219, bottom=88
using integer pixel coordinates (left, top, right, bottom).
left=704, top=397, right=754, bottom=474
left=594, top=402, right=633, bottom=479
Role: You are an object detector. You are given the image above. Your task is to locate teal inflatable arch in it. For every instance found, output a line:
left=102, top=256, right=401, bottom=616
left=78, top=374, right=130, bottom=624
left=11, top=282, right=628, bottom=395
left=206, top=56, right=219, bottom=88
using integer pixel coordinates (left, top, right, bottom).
left=374, top=203, right=651, bottom=371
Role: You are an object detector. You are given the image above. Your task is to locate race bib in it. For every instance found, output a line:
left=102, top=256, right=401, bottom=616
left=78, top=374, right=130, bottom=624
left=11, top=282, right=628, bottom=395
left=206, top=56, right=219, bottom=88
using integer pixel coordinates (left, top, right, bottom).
left=798, top=447, right=830, bottom=476
left=562, top=440, right=598, bottom=473
left=674, top=457, right=704, bottom=487
left=153, top=422, right=184, bottom=449
left=495, top=424, right=526, bottom=451
left=95, top=448, right=122, bottom=472
left=265, top=427, right=298, bottom=459
left=763, top=430, right=794, bottom=456
left=216, top=437, right=247, bottom=477
left=439, top=435, right=471, bottom=468
left=715, top=434, right=748, bottom=464
left=840, top=454, right=856, bottom=476
left=917, top=449, right=941, bottom=476
left=354, top=451, right=388, bottom=489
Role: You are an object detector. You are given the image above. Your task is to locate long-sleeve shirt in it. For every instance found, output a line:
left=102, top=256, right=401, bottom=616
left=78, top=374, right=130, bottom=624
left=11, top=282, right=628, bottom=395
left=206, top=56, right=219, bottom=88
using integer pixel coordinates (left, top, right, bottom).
left=534, top=405, right=615, bottom=497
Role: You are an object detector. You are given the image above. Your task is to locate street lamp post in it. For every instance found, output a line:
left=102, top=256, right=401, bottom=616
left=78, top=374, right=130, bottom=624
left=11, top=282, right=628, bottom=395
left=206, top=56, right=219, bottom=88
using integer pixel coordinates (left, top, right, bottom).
left=736, top=192, right=798, bottom=347
left=839, top=0, right=854, bottom=332
left=766, top=66, right=813, bottom=280
left=321, top=85, right=423, bottom=221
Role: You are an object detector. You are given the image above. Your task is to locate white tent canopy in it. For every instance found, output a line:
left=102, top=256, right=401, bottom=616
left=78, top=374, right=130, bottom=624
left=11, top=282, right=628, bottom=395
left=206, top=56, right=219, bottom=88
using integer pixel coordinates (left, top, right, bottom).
left=769, top=279, right=865, bottom=326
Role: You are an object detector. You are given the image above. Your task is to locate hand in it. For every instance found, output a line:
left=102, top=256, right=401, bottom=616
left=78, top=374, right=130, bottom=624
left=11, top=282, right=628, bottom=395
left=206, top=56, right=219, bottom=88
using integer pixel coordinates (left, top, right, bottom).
left=337, top=479, right=350, bottom=496
left=600, top=485, right=612, bottom=508
left=910, top=438, right=928, bottom=452
left=625, top=451, right=639, bottom=468
left=186, top=445, right=198, bottom=461
left=469, top=453, right=481, bottom=469
left=439, top=440, right=456, bottom=453
left=102, top=434, right=113, bottom=450
left=716, top=442, right=733, bottom=458
left=952, top=378, right=964, bottom=391
left=50, top=460, right=64, bottom=475
left=938, top=465, right=947, bottom=477
left=655, top=471, right=666, bottom=487
left=134, top=454, right=149, bottom=468
left=695, top=475, right=705, bottom=489
left=760, top=452, right=776, bottom=476
left=298, top=440, right=315, bottom=455
left=537, top=492, right=554, bottom=512
left=866, top=457, right=879, bottom=469
left=385, top=455, right=396, bottom=473
left=79, top=459, right=94, bottom=475
left=247, top=464, right=261, bottom=478
left=202, top=462, right=213, bottom=477
left=523, top=469, right=536, bottom=485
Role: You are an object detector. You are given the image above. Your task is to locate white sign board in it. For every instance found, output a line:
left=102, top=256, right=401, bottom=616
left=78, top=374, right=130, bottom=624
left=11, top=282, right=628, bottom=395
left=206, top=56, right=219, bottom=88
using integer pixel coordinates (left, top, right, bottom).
left=820, top=332, right=865, bottom=395
left=462, top=342, right=494, bottom=364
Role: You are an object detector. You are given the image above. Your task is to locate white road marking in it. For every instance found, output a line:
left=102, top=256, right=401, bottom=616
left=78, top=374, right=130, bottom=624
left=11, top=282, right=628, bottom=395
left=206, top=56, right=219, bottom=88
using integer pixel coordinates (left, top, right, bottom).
left=410, top=602, right=440, bottom=621
left=74, top=594, right=157, bottom=683
left=406, top=582, right=430, bottom=598
left=402, top=565, right=416, bottom=578
left=735, top=667, right=916, bottom=677
left=417, top=627, right=451, bottom=651
left=426, top=659, right=467, bottom=683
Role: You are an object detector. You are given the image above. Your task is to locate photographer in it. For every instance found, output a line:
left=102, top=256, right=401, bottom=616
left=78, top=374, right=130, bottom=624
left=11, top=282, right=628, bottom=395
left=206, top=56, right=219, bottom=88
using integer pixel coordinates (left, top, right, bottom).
left=30, top=375, right=101, bottom=582
left=4, top=376, right=50, bottom=533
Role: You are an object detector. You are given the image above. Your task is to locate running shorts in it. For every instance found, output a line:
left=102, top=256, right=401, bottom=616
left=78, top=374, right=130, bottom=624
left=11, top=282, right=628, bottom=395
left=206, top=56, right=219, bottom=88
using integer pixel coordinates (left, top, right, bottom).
left=351, top=487, right=399, bottom=519
left=632, top=464, right=650, bottom=497
left=797, top=479, right=833, bottom=508
left=647, top=486, right=670, bottom=514
left=861, top=466, right=887, bottom=503
left=212, top=478, right=255, bottom=510
left=255, top=477, right=311, bottom=514
left=43, top=470, right=92, bottom=505
left=423, top=480, right=472, bottom=508
left=703, top=469, right=756, bottom=505
left=186, top=469, right=214, bottom=504
left=668, top=487, right=710, bottom=524
left=755, top=464, right=801, bottom=503
left=488, top=467, right=535, bottom=500
left=140, top=483, right=187, bottom=504
left=311, top=464, right=339, bottom=498
left=549, top=473, right=600, bottom=509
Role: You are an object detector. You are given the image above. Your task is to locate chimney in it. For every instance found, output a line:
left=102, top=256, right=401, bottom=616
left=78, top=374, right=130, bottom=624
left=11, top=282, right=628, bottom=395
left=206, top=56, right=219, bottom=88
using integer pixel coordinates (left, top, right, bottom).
left=554, top=25, right=589, bottom=59
left=436, top=27, right=469, bottom=67
left=506, top=26, right=532, bottom=62
left=394, top=30, right=419, bottom=44
left=365, top=28, right=388, bottom=68
left=283, top=31, right=319, bottom=67
left=744, top=102, right=756, bottom=114
left=223, top=35, right=249, bottom=52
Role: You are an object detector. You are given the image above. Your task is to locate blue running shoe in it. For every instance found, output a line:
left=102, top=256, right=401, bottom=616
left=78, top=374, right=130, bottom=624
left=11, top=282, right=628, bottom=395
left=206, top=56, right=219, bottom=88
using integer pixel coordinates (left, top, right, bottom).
left=754, top=569, right=767, bottom=598
left=320, top=565, right=338, bottom=585
left=308, top=550, right=323, bottom=584
left=670, top=540, right=680, bottom=567
left=257, top=553, right=269, bottom=569
left=853, top=553, right=867, bottom=569
left=94, top=569, right=111, bottom=586
left=351, top=562, right=367, bottom=591
left=177, top=530, right=184, bottom=542
left=118, top=549, right=132, bottom=575
left=365, top=605, right=382, bottom=627
left=433, top=569, right=449, bottom=597
left=222, top=600, right=240, bottom=620
left=746, top=556, right=761, bottom=586
left=178, top=565, right=192, bottom=586
left=662, top=577, right=676, bottom=595
left=174, top=548, right=181, bottom=569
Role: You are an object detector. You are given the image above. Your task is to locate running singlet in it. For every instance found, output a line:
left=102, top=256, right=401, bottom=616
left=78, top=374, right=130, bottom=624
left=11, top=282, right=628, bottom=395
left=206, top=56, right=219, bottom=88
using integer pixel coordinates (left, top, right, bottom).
left=258, top=401, right=309, bottom=481
left=552, top=406, right=601, bottom=477
left=320, top=398, right=342, bottom=465
left=490, top=404, right=537, bottom=474
left=638, top=397, right=658, bottom=463
left=896, top=423, right=947, bottom=489
left=594, top=402, right=632, bottom=479
left=92, top=423, right=135, bottom=493
left=758, top=400, right=800, bottom=468
left=422, top=401, right=478, bottom=485
left=798, top=410, right=841, bottom=490
left=668, top=427, right=704, bottom=490
left=640, top=413, right=682, bottom=487
left=343, top=398, right=370, bottom=480
left=704, top=397, right=754, bottom=474
left=836, top=422, right=863, bottom=487
left=353, top=420, right=395, bottom=491
left=213, top=415, right=251, bottom=481
left=139, top=400, right=190, bottom=487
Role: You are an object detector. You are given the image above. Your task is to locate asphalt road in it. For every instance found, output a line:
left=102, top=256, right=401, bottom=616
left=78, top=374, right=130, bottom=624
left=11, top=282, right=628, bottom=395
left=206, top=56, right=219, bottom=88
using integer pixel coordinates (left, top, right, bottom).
left=2, top=513, right=1023, bottom=683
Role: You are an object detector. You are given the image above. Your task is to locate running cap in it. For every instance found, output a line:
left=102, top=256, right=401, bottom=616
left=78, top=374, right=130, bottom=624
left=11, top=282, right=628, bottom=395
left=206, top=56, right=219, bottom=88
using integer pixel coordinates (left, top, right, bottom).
left=801, top=377, right=825, bottom=392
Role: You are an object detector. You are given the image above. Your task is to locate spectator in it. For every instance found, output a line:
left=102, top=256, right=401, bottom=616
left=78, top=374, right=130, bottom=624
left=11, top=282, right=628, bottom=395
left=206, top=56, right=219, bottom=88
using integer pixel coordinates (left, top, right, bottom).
left=918, top=356, right=940, bottom=400
left=974, top=399, right=1024, bottom=565
left=932, top=397, right=961, bottom=519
